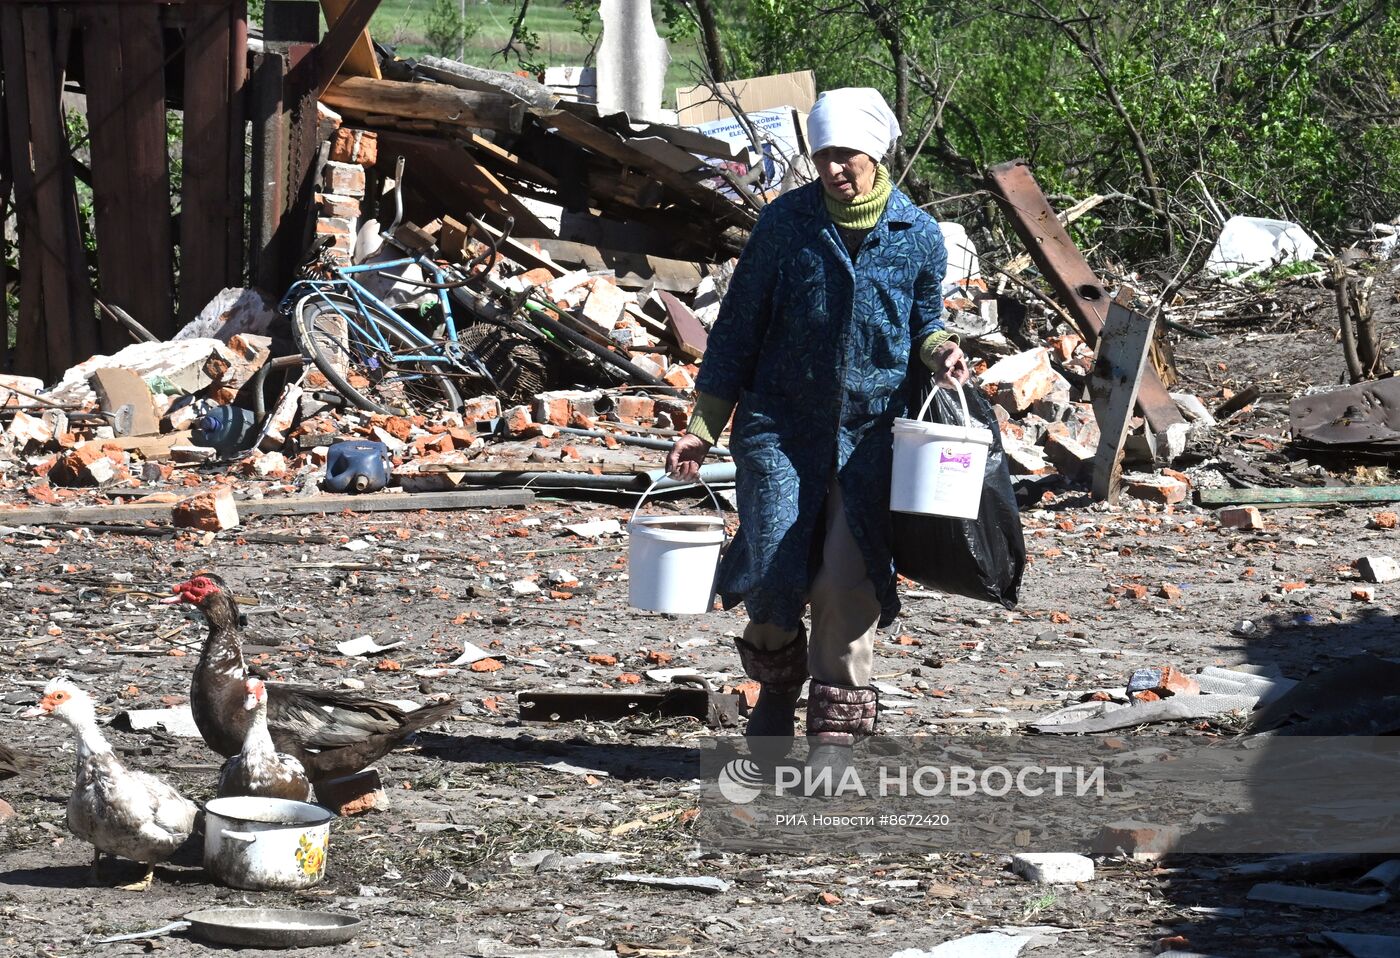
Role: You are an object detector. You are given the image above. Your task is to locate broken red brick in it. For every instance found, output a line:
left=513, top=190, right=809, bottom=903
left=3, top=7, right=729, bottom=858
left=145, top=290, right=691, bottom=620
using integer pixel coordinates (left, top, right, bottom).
left=1158, top=583, right=1182, bottom=601
left=1123, top=475, right=1189, bottom=505
left=1217, top=505, right=1263, bottom=530
left=1157, top=666, right=1200, bottom=696
left=328, top=127, right=378, bottom=166
left=172, top=487, right=239, bottom=532
left=1091, top=820, right=1183, bottom=859
left=615, top=395, right=656, bottom=425
left=1370, top=511, right=1399, bottom=530
left=470, top=658, right=504, bottom=672
left=588, top=653, right=618, bottom=667
left=616, top=673, right=642, bottom=685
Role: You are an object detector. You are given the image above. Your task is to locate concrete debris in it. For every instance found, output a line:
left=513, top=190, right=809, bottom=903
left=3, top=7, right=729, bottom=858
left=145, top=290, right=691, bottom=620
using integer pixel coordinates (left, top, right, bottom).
left=1009, top=853, right=1094, bottom=883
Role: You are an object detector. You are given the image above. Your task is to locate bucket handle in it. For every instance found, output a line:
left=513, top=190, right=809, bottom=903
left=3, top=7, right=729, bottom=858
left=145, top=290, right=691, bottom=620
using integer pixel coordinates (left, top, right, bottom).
left=630, top=473, right=724, bottom=528
left=914, top=377, right=976, bottom=441
left=220, top=829, right=258, bottom=845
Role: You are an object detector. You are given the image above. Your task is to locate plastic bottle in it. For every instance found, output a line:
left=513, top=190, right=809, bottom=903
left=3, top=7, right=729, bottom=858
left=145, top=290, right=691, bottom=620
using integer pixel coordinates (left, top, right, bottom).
left=322, top=440, right=392, bottom=494
left=191, top=406, right=257, bottom=456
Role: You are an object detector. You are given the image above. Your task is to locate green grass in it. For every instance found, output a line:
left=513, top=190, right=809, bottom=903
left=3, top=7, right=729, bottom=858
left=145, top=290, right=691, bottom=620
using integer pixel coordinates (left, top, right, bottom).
left=367, top=0, right=706, bottom=108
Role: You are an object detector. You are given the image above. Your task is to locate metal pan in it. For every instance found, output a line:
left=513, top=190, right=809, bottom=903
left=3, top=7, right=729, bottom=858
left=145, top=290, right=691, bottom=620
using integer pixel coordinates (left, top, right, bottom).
left=183, top=908, right=363, bottom=949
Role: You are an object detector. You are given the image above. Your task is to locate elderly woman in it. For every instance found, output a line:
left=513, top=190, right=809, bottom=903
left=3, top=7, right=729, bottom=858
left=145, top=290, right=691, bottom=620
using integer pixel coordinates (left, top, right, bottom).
left=666, top=88, right=969, bottom=770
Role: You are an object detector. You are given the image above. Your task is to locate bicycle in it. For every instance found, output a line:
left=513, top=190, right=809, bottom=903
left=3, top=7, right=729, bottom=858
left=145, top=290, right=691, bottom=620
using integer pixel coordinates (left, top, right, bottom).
left=282, top=158, right=677, bottom=416
left=281, top=159, right=517, bottom=416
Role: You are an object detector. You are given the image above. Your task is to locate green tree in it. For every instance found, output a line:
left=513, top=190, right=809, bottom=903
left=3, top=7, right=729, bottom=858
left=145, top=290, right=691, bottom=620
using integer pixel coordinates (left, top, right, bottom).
left=425, top=0, right=478, bottom=60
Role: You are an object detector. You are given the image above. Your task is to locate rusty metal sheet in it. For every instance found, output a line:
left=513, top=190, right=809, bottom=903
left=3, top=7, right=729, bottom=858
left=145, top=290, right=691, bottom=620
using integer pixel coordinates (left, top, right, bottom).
left=985, top=160, right=1185, bottom=448
left=1290, top=378, right=1400, bottom=452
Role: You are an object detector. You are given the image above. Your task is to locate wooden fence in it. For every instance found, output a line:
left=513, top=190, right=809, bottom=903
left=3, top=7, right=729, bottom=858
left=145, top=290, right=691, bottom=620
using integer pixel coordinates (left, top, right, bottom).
left=0, top=0, right=247, bottom=381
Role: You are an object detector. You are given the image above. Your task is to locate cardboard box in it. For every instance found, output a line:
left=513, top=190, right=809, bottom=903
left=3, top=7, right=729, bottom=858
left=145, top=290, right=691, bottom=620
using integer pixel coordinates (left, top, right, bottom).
left=675, top=70, right=816, bottom=126
left=693, top=107, right=806, bottom=196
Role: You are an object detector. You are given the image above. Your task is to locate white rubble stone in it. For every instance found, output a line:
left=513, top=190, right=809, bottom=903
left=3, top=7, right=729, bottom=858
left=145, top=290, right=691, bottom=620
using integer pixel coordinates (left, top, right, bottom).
left=1355, top=555, right=1400, bottom=584
left=1010, top=853, right=1095, bottom=884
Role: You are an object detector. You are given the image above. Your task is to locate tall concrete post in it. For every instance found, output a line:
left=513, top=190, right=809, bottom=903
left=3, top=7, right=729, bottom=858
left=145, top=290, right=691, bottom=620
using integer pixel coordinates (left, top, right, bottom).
left=596, top=0, right=670, bottom=121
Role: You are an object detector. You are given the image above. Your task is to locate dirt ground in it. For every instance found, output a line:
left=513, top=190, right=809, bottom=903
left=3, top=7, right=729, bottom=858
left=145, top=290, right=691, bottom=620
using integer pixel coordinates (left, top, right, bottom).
left=1, top=268, right=1398, bottom=957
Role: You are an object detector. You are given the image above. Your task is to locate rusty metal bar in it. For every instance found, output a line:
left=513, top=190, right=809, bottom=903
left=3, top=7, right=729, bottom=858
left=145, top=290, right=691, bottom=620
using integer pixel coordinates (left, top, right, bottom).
left=985, top=159, right=1184, bottom=449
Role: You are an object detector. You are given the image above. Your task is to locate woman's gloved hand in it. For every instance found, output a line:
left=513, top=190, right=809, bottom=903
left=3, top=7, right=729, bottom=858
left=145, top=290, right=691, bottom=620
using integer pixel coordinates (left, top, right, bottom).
left=665, top=433, right=712, bottom=482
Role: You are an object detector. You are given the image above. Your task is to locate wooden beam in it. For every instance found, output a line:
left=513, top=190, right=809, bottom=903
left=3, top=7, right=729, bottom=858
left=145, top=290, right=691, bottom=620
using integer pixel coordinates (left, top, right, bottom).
left=312, top=0, right=384, bottom=99
left=320, top=0, right=381, bottom=81
left=83, top=3, right=174, bottom=349
left=1198, top=486, right=1400, bottom=508
left=0, top=487, right=535, bottom=527
left=226, top=0, right=248, bottom=283
left=21, top=5, right=91, bottom=378
left=179, top=0, right=234, bottom=322
left=322, top=76, right=525, bottom=134
left=0, top=5, right=44, bottom=378
left=1089, top=289, right=1156, bottom=503
left=375, top=131, right=553, bottom=237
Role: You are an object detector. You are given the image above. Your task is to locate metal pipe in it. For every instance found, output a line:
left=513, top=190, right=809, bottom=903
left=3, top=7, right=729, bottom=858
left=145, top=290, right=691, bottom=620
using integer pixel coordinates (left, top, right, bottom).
left=555, top=425, right=731, bottom=457
left=252, top=355, right=305, bottom=421
left=437, top=462, right=735, bottom=493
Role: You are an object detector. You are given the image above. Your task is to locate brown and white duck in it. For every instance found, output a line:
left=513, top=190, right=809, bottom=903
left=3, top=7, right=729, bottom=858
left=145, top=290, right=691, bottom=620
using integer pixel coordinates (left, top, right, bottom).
left=217, top=677, right=313, bottom=802
left=168, top=573, right=457, bottom=784
left=27, top=679, right=198, bottom=890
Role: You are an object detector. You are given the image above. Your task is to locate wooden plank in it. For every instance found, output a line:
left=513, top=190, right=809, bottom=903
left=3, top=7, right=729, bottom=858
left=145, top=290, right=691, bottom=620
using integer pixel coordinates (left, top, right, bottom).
left=464, top=132, right=559, bottom=188
left=319, top=0, right=381, bottom=81
left=313, top=0, right=383, bottom=97
left=531, top=107, right=756, bottom=230
left=1089, top=289, right=1156, bottom=503
left=0, top=487, right=534, bottom=527
left=322, top=76, right=524, bottom=133
left=226, top=0, right=248, bottom=283
left=79, top=2, right=130, bottom=355
left=1198, top=486, right=1400, bottom=508
left=375, top=131, right=553, bottom=237
left=179, top=0, right=234, bottom=323
left=21, top=5, right=82, bottom=379
left=0, top=5, right=44, bottom=378
left=82, top=3, right=165, bottom=354
left=0, top=47, right=11, bottom=373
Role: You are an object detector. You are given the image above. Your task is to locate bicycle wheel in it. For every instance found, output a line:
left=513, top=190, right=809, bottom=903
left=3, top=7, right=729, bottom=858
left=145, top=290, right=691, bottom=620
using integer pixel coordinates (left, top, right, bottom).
left=292, top=293, right=462, bottom=416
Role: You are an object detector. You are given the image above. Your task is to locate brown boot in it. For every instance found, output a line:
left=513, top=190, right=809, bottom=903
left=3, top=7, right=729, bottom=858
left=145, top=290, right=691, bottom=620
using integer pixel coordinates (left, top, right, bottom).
left=735, top=628, right=808, bottom=740
left=804, top=680, right=878, bottom=796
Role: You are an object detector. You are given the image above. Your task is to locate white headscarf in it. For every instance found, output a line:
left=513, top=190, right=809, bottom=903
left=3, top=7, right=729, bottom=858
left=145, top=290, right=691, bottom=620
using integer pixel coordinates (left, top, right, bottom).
left=806, top=88, right=901, bottom=162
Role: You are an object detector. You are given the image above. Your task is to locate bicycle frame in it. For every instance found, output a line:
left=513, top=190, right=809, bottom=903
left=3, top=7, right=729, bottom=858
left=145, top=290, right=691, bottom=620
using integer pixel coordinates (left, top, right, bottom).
left=282, top=254, right=465, bottom=370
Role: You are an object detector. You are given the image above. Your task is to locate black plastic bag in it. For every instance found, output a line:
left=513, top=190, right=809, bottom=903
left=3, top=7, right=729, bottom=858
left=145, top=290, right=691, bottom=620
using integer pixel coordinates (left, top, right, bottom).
left=891, top=379, right=1026, bottom=608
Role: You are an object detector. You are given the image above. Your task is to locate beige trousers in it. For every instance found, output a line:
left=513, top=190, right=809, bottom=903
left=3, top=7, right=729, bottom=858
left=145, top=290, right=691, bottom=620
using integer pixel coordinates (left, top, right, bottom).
left=741, top=481, right=880, bottom=687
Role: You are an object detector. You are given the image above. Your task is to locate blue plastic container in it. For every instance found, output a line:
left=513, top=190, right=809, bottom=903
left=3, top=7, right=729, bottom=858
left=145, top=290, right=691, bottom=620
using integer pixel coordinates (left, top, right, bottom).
left=322, top=440, right=392, bottom=494
left=192, top=405, right=257, bottom=456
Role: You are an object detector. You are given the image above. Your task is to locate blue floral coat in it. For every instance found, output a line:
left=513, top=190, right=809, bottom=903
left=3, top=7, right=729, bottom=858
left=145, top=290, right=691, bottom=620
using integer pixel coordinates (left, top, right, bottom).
left=696, top=180, right=949, bottom=630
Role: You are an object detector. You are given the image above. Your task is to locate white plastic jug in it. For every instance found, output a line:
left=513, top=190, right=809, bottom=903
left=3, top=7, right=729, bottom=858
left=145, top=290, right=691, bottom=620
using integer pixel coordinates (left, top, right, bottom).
left=627, top=476, right=725, bottom=614
left=891, top=380, right=993, bottom=519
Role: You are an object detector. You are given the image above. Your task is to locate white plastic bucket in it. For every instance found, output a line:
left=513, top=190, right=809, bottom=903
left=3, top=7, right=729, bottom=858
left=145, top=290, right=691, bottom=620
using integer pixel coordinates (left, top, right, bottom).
left=891, top=380, right=993, bottom=519
left=628, top=477, right=725, bottom=614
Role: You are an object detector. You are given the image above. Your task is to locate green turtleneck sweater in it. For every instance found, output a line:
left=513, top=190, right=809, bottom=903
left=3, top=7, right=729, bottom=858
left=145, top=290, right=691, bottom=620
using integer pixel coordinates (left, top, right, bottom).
left=686, top=169, right=956, bottom=445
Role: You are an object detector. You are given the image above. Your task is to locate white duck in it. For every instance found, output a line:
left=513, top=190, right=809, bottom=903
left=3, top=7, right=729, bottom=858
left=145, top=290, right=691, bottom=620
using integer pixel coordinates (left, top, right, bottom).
left=217, top=678, right=313, bottom=802
left=28, top=678, right=198, bottom=890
